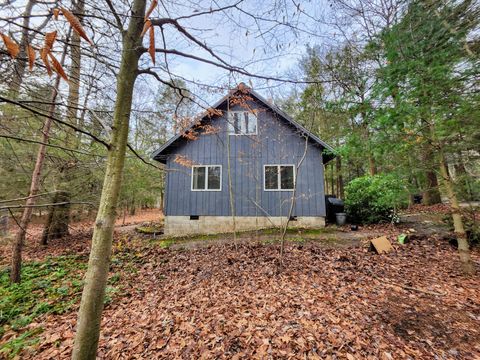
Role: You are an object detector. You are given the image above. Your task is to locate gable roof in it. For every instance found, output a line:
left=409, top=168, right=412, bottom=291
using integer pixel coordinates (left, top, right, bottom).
left=152, top=84, right=336, bottom=164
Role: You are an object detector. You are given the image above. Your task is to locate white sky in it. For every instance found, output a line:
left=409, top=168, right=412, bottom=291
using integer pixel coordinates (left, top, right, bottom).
left=1, top=0, right=341, bottom=108
left=147, top=0, right=338, bottom=100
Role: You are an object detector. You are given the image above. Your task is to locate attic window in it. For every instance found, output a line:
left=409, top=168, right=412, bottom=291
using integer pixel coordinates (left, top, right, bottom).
left=228, top=111, right=257, bottom=135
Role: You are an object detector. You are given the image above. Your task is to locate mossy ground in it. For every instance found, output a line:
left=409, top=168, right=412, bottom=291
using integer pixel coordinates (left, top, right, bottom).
left=0, top=254, right=125, bottom=358
left=152, top=226, right=347, bottom=249
left=0, top=256, right=86, bottom=357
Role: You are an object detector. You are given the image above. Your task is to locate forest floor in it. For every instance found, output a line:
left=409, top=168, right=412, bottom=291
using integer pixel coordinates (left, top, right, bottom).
left=1, top=205, right=479, bottom=359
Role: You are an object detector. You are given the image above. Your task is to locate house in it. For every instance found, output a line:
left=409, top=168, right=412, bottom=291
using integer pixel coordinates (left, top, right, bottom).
left=152, top=84, right=335, bottom=235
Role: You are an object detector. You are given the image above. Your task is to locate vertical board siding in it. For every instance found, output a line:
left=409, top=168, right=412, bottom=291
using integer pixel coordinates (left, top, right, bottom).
left=165, top=101, right=326, bottom=217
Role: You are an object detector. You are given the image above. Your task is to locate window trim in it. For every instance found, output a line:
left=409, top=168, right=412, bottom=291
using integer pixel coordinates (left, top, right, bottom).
left=263, top=164, right=296, bottom=191
left=191, top=165, right=222, bottom=192
left=227, top=111, right=258, bottom=136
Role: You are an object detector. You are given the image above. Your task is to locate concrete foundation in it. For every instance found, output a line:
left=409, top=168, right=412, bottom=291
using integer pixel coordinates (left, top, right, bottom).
left=164, top=215, right=325, bottom=236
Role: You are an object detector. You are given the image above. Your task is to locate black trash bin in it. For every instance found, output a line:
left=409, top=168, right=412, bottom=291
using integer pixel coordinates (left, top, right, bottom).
left=325, top=195, right=345, bottom=224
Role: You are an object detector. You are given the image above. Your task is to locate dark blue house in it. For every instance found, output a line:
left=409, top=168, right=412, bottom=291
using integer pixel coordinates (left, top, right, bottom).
left=152, top=84, right=335, bottom=235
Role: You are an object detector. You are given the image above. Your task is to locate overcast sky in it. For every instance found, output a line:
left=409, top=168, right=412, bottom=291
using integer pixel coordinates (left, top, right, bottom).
left=151, top=0, right=339, bottom=101
left=1, top=0, right=342, bottom=110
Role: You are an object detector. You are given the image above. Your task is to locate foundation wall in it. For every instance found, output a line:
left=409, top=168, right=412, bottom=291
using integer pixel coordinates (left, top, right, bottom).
left=164, top=215, right=325, bottom=236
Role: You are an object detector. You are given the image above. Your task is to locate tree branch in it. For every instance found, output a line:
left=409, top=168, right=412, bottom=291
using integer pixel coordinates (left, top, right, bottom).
left=0, top=96, right=111, bottom=149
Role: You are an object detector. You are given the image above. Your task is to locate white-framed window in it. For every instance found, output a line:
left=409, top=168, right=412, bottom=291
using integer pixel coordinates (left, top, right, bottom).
left=191, top=165, right=222, bottom=191
left=264, top=164, right=295, bottom=191
left=228, top=111, right=257, bottom=135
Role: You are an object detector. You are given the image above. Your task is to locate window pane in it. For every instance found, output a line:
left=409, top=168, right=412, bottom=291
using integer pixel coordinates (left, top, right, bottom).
left=227, top=113, right=234, bottom=134
left=192, top=167, right=206, bottom=190
left=265, top=166, right=278, bottom=190
left=207, top=166, right=221, bottom=190
left=280, top=166, right=294, bottom=190
left=229, top=112, right=257, bottom=135
left=247, top=113, right=257, bottom=134
left=234, top=113, right=241, bottom=134
left=228, top=112, right=238, bottom=134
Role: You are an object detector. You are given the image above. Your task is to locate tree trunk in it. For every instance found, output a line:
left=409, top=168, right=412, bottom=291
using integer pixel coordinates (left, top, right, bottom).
left=10, top=83, right=61, bottom=282
left=41, top=190, right=70, bottom=245
left=324, top=167, right=328, bottom=194
left=408, top=176, right=419, bottom=207
left=280, top=135, right=309, bottom=264
left=438, top=151, right=475, bottom=275
left=9, top=0, right=35, bottom=95
left=423, top=169, right=442, bottom=205
left=226, top=95, right=237, bottom=249
left=42, top=0, right=84, bottom=242
left=407, top=154, right=420, bottom=207
left=330, top=162, right=335, bottom=196
left=421, top=139, right=442, bottom=205
left=10, top=35, right=70, bottom=282
left=454, top=155, right=473, bottom=201
left=360, top=111, right=376, bottom=176
left=336, top=156, right=344, bottom=199
left=158, top=189, right=164, bottom=214
left=128, top=202, right=136, bottom=216
left=71, top=0, right=146, bottom=358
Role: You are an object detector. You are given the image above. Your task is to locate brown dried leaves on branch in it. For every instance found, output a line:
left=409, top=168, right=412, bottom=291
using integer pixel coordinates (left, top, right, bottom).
left=142, top=0, right=158, bottom=64
left=27, top=45, right=35, bottom=71
left=40, top=31, right=57, bottom=77
left=0, top=33, right=20, bottom=58
left=140, top=19, right=156, bottom=64
left=36, top=31, right=67, bottom=81
left=2, top=7, right=90, bottom=81
left=40, top=48, right=52, bottom=76
left=206, top=107, right=223, bottom=118
left=44, top=31, right=56, bottom=53
left=141, top=20, right=152, bottom=37
left=48, top=53, right=68, bottom=82
left=145, top=0, right=158, bottom=21
left=5, top=7, right=92, bottom=80
left=59, top=7, right=93, bottom=45
left=174, top=154, right=196, bottom=167
left=149, top=25, right=156, bottom=65
left=52, top=8, right=61, bottom=21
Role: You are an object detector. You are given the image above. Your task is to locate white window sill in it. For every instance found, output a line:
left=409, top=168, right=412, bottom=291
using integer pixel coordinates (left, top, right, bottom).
left=191, top=189, right=222, bottom=192
left=264, top=189, right=294, bottom=192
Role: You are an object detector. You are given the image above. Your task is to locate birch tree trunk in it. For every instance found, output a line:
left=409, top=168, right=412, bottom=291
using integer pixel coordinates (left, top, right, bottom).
left=72, top=0, right=146, bottom=358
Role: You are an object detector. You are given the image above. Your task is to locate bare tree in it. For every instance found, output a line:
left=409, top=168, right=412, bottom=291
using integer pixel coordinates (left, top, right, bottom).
left=10, top=38, right=70, bottom=282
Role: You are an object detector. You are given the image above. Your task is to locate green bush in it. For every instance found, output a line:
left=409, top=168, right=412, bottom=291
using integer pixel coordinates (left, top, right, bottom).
left=345, top=174, right=407, bottom=224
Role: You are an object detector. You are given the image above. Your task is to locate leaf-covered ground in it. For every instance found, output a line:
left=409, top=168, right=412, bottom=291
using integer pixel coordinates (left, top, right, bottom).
left=7, top=233, right=479, bottom=359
